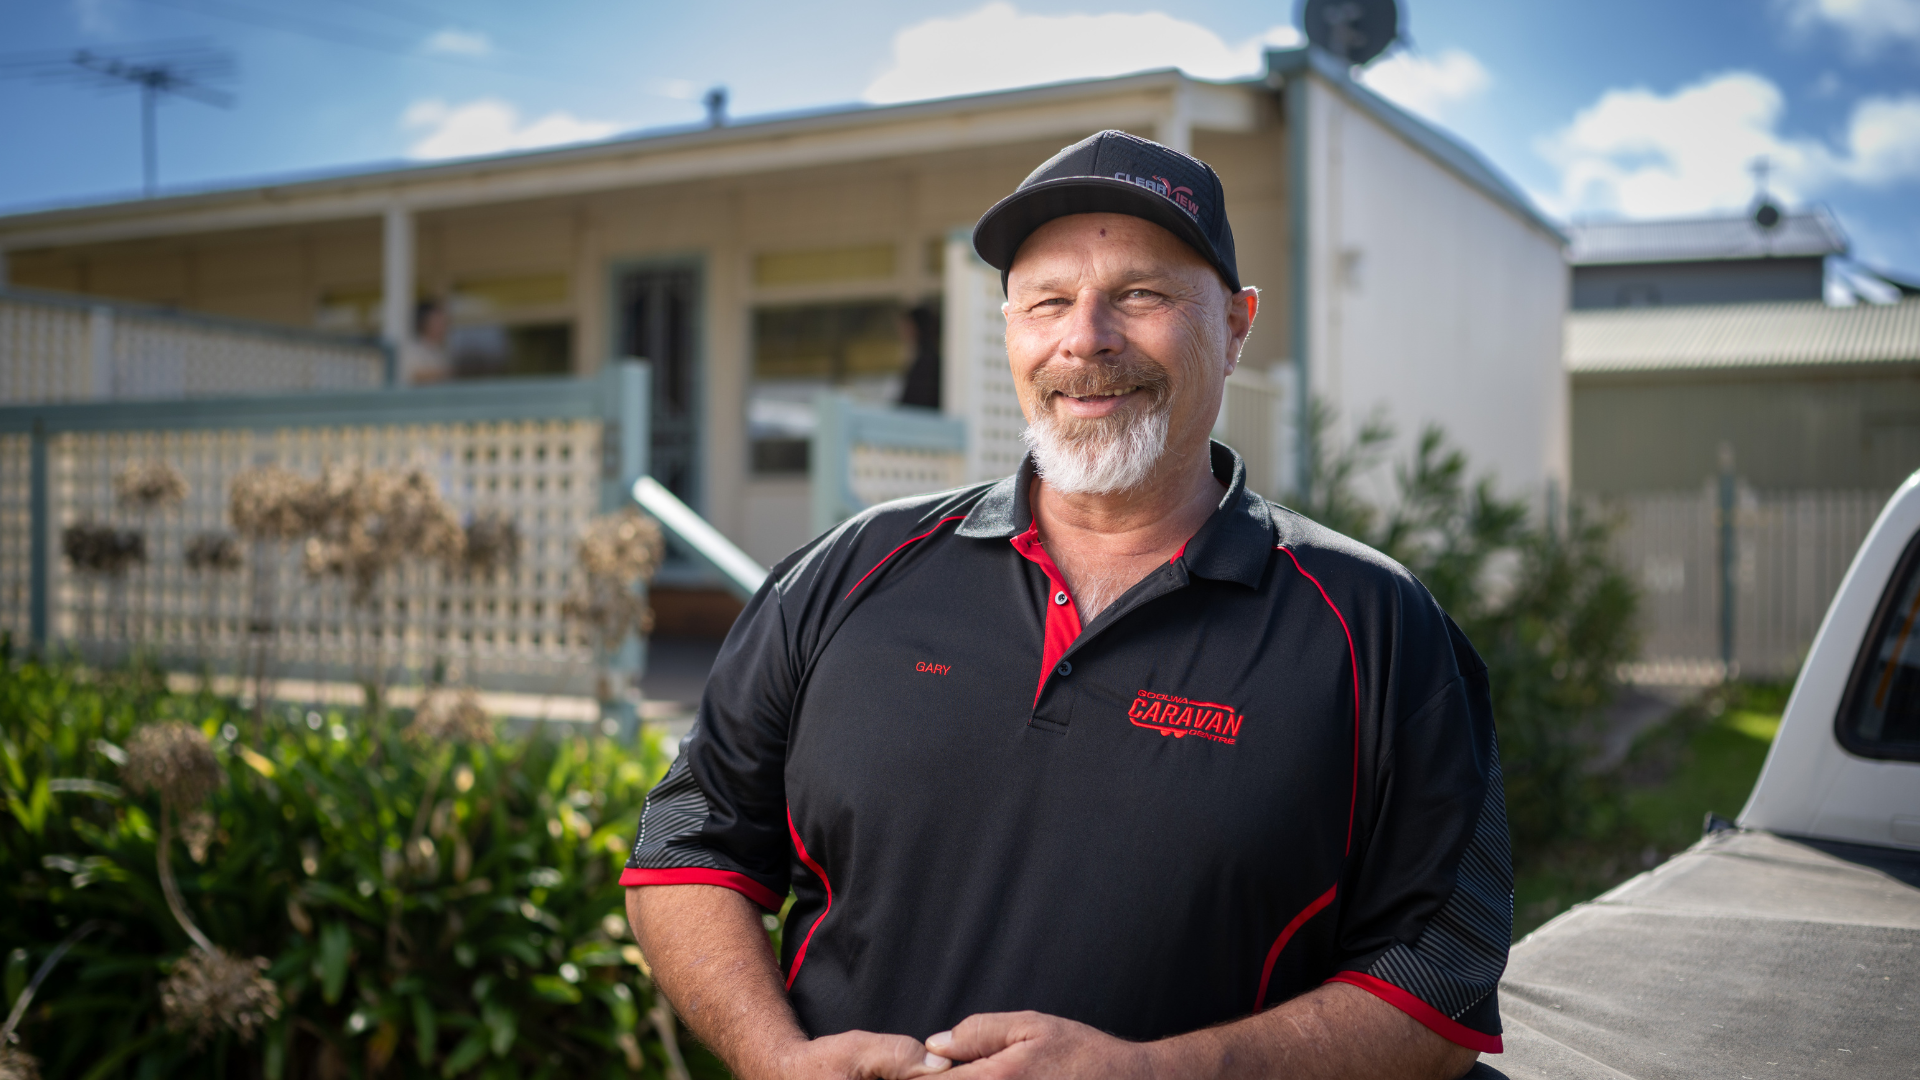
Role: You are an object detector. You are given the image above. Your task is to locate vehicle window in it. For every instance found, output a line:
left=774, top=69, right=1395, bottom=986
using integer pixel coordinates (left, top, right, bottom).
left=1838, top=531, right=1920, bottom=762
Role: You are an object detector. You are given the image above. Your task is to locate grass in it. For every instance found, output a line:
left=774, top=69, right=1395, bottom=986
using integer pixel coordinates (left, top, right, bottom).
left=1511, top=681, right=1792, bottom=939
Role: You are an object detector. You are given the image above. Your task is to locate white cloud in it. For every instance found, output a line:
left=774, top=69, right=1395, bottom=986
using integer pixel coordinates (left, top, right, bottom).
left=402, top=98, right=619, bottom=160
left=862, top=2, right=1300, bottom=104
left=1355, top=48, right=1490, bottom=123
left=423, top=28, right=493, bottom=57
left=1785, top=0, right=1920, bottom=51
left=1537, top=71, right=1920, bottom=219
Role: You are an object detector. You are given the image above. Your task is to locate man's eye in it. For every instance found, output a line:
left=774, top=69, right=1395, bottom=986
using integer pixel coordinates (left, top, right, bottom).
left=1122, top=289, right=1162, bottom=301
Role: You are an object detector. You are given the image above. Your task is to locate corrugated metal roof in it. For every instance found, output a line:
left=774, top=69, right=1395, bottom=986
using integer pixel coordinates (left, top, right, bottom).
left=1567, top=298, right=1920, bottom=373
left=1567, top=210, right=1847, bottom=265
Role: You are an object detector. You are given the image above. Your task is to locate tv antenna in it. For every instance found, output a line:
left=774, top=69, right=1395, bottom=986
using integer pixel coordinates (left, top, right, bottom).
left=1749, top=156, right=1783, bottom=231
left=2, top=42, right=235, bottom=198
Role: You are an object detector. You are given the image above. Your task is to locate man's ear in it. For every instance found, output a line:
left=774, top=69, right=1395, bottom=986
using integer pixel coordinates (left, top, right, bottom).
left=1228, top=286, right=1260, bottom=361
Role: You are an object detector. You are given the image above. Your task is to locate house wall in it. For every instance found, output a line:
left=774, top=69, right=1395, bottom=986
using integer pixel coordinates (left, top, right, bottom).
left=1301, top=75, right=1568, bottom=506
left=1571, top=257, right=1825, bottom=310
left=1572, top=365, right=1920, bottom=493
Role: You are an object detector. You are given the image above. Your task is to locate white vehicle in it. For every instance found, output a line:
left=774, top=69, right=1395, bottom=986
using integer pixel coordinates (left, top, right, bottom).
left=1493, top=475, right=1920, bottom=1078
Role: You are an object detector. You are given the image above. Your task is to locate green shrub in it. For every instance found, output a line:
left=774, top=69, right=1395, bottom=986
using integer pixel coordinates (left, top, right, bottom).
left=0, top=648, right=711, bottom=1079
left=1290, top=409, right=1640, bottom=858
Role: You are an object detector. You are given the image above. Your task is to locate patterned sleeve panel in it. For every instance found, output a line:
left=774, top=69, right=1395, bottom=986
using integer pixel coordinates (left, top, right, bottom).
left=619, top=545, right=811, bottom=912
left=1331, top=608, right=1513, bottom=1053
left=621, top=749, right=786, bottom=911
left=1330, top=737, right=1513, bottom=1050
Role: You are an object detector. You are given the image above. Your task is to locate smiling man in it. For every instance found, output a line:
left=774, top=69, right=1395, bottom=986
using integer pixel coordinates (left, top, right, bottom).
left=624, top=130, right=1511, bottom=1080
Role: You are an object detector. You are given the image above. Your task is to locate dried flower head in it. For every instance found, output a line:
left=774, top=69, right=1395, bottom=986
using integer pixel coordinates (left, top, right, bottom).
left=183, top=531, right=243, bottom=573
left=159, top=948, right=281, bottom=1045
left=301, top=465, right=464, bottom=602
left=113, top=460, right=189, bottom=510
left=409, top=687, right=494, bottom=744
left=122, top=722, right=222, bottom=809
left=0, top=1046, right=40, bottom=1080
left=577, top=509, right=664, bottom=584
left=229, top=466, right=309, bottom=541
left=60, top=522, right=145, bottom=576
left=561, top=582, right=654, bottom=644
left=180, top=808, right=217, bottom=864
left=463, top=512, right=522, bottom=574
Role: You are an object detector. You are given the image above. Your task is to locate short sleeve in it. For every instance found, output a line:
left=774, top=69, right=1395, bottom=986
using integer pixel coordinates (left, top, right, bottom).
left=621, top=570, right=800, bottom=912
left=1329, top=615, right=1512, bottom=1053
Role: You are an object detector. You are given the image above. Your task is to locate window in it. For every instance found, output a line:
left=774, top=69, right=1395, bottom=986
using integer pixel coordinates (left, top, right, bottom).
left=749, top=300, right=907, bottom=475
left=1838, top=530, right=1920, bottom=762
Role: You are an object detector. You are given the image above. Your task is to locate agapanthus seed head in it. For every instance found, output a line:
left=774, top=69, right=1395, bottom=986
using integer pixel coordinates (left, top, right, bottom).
left=159, top=948, right=281, bottom=1045
left=463, top=512, right=522, bottom=573
left=408, top=688, right=494, bottom=744
left=0, top=1045, right=41, bottom=1080
left=183, top=531, right=243, bottom=573
left=577, top=510, right=665, bottom=584
left=61, top=522, right=145, bottom=576
left=228, top=467, right=309, bottom=540
left=113, top=460, right=189, bottom=510
left=122, top=722, right=222, bottom=809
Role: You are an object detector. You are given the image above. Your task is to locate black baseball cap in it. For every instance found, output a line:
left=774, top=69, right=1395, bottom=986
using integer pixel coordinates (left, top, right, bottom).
left=972, top=129, right=1240, bottom=293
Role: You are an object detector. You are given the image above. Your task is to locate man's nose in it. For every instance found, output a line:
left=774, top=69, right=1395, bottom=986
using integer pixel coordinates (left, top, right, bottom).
left=1057, top=293, right=1125, bottom=361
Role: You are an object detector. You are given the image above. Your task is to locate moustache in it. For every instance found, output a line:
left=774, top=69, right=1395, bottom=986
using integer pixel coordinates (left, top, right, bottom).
left=1027, top=357, right=1174, bottom=413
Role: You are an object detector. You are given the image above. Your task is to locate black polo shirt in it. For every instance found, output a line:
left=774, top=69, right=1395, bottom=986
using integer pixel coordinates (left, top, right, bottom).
left=624, top=444, right=1511, bottom=1053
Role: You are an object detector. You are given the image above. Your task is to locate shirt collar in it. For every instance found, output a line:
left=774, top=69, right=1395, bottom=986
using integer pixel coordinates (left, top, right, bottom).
left=957, top=440, right=1274, bottom=589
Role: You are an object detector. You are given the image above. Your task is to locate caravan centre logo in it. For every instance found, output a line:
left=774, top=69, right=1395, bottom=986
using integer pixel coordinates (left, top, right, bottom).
left=1127, top=689, right=1243, bottom=745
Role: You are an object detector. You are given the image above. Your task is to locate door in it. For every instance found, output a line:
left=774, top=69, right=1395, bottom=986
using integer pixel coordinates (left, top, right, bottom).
left=618, top=266, right=700, bottom=507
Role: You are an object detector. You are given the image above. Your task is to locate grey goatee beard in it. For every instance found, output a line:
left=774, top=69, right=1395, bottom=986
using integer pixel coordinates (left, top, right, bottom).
left=1020, top=359, right=1175, bottom=496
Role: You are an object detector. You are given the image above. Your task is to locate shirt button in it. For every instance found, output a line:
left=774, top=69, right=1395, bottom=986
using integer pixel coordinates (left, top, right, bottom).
left=1056, top=660, right=1072, bottom=676
left=1053, top=590, right=1069, bottom=605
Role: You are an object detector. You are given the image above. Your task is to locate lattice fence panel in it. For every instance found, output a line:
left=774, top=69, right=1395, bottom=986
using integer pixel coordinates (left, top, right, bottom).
left=110, top=317, right=383, bottom=398
left=849, top=445, right=966, bottom=507
left=46, top=420, right=604, bottom=695
left=0, top=434, right=31, bottom=643
left=0, top=299, right=90, bottom=404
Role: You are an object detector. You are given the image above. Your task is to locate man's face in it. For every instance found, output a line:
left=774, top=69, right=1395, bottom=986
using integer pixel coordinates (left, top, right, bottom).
left=1003, top=212, right=1254, bottom=495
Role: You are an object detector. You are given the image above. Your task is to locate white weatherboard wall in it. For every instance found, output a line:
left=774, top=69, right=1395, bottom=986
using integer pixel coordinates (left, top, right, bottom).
left=1301, top=76, right=1568, bottom=503
left=944, top=234, right=1027, bottom=482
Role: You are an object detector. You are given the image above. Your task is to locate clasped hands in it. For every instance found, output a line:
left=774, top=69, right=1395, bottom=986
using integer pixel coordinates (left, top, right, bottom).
left=781, top=1010, right=1166, bottom=1080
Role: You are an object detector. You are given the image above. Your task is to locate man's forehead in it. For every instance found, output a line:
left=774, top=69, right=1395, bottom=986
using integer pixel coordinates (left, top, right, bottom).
left=1008, top=213, right=1213, bottom=288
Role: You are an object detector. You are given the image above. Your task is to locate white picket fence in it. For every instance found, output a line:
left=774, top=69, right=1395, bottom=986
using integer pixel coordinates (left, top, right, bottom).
left=1598, top=487, right=1891, bottom=681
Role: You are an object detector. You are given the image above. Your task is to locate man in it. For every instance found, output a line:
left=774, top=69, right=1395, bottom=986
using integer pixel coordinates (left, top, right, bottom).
left=624, top=130, right=1511, bottom=1079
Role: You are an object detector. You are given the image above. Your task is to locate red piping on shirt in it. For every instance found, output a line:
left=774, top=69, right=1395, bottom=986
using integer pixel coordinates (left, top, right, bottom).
left=843, top=516, right=968, bottom=601
left=619, top=867, right=784, bottom=912
left=1010, top=524, right=1083, bottom=707
left=1253, top=883, right=1337, bottom=1011
left=784, top=805, right=833, bottom=991
left=1326, top=972, right=1504, bottom=1054
left=1278, top=546, right=1361, bottom=857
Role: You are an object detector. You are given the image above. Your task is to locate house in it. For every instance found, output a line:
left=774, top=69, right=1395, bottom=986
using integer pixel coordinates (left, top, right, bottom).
left=1566, top=209, right=1920, bottom=494
left=0, top=47, right=1568, bottom=582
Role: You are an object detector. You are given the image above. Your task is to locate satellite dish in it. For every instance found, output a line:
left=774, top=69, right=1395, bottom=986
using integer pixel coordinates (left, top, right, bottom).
left=1753, top=200, right=1783, bottom=231
left=1301, top=0, right=1400, bottom=66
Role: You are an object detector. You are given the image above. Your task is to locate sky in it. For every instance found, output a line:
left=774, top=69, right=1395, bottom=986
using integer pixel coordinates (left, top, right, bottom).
left=2, top=0, right=1918, bottom=281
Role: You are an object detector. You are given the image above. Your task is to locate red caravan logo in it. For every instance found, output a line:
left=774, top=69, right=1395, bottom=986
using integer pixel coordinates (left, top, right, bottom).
left=1127, top=689, right=1244, bottom=745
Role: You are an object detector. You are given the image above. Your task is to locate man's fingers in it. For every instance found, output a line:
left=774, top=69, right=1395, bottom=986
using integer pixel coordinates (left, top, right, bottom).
left=925, top=1011, right=1040, bottom=1063
left=851, top=1031, right=952, bottom=1078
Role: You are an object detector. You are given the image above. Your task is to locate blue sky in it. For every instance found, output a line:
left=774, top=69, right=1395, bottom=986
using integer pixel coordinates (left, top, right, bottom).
left=3, top=0, right=1918, bottom=279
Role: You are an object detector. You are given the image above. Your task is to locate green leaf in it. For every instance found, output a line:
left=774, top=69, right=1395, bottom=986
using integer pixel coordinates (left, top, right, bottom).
left=441, top=1030, right=488, bottom=1077
left=413, top=992, right=439, bottom=1065
left=318, top=920, right=351, bottom=1004
left=481, top=999, right=516, bottom=1056
left=530, top=974, right=582, bottom=1004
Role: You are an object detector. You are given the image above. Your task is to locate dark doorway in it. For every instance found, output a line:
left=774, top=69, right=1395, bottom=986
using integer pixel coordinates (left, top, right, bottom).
left=618, top=266, right=700, bottom=506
